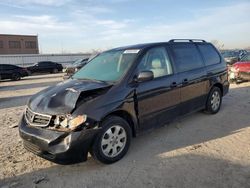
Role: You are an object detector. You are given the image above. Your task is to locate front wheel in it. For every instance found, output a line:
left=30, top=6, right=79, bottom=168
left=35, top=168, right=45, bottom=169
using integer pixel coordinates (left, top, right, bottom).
left=205, top=87, right=222, bottom=114
left=90, top=116, right=132, bottom=164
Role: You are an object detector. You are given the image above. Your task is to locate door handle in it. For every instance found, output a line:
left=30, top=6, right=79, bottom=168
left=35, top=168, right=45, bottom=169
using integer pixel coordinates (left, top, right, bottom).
left=170, top=82, right=177, bottom=88
left=182, top=78, right=189, bottom=85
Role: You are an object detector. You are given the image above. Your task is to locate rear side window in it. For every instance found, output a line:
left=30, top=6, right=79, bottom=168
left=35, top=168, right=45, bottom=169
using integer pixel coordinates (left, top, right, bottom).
left=198, top=44, right=221, bottom=66
left=171, top=43, right=203, bottom=72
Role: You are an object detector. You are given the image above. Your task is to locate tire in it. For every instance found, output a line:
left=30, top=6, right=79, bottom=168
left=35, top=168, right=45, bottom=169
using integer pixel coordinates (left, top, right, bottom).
left=90, top=116, right=132, bottom=164
left=12, top=73, right=21, bottom=81
left=236, top=80, right=242, bottom=85
left=205, top=87, right=222, bottom=114
left=52, top=68, right=58, bottom=74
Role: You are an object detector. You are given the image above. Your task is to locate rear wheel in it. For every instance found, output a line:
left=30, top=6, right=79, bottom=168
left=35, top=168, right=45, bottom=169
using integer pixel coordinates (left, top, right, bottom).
left=205, top=87, right=222, bottom=114
left=90, top=116, right=132, bottom=164
left=52, top=68, right=58, bottom=73
left=12, top=73, right=21, bottom=81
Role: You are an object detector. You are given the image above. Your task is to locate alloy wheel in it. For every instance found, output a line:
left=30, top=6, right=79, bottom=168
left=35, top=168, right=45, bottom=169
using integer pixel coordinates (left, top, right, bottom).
left=211, top=91, right=221, bottom=111
left=101, top=125, right=127, bottom=158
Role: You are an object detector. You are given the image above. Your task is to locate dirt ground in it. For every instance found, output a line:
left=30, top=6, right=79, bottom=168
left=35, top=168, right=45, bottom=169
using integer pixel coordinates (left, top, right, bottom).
left=0, top=74, right=250, bottom=188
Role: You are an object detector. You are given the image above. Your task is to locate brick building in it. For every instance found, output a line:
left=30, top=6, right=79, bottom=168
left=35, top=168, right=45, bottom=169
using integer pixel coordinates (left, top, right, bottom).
left=0, top=34, right=39, bottom=54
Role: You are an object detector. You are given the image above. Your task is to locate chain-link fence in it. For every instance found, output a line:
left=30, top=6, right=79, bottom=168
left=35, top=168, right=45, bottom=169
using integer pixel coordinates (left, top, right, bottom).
left=0, top=53, right=91, bottom=68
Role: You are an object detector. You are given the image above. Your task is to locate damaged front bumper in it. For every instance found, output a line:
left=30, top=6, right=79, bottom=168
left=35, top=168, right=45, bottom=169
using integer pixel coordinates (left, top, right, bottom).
left=19, top=115, right=101, bottom=164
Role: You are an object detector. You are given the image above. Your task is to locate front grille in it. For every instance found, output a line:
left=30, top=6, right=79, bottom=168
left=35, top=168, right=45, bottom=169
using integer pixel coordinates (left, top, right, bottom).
left=25, top=108, right=52, bottom=127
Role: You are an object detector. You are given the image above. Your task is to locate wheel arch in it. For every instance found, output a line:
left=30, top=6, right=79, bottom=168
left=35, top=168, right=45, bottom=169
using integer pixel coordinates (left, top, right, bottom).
left=101, top=110, right=137, bottom=137
left=212, top=82, right=223, bottom=95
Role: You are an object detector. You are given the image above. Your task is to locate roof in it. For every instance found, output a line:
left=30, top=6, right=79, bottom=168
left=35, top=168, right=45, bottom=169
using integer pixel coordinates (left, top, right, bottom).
left=110, top=42, right=169, bottom=51
left=109, top=39, right=207, bottom=51
left=0, top=34, right=38, bottom=37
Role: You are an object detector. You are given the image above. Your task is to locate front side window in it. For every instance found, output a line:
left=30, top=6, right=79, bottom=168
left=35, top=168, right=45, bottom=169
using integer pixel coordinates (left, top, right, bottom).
left=198, top=44, right=221, bottom=66
left=171, top=43, right=203, bottom=72
left=73, top=50, right=138, bottom=82
left=137, top=47, right=173, bottom=78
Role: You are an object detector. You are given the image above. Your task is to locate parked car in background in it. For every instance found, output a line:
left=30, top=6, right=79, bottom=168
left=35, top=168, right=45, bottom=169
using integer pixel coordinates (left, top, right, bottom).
left=238, top=50, right=248, bottom=59
left=0, top=64, right=29, bottom=81
left=19, top=39, right=229, bottom=164
left=63, top=58, right=89, bottom=78
left=229, top=53, right=250, bottom=83
left=221, top=50, right=247, bottom=65
left=221, top=50, right=239, bottom=65
left=28, top=61, right=63, bottom=74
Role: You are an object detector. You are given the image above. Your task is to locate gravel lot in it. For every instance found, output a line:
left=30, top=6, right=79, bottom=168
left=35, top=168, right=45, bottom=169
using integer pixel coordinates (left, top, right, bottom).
left=0, top=74, right=250, bottom=188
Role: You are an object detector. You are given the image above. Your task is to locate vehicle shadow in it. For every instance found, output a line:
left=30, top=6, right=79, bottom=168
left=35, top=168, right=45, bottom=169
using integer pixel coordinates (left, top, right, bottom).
left=0, top=154, right=249, bottom=188
left=0, top=85, right=250, bottom=187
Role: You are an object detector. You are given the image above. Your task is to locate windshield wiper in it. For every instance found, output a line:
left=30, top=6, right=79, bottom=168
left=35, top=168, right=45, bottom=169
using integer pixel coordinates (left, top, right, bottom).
left=75, top=78, right=114, bottom=85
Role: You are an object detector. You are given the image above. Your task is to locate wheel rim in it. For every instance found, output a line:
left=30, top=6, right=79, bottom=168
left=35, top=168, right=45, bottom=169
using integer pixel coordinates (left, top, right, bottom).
left=211, top=91, right=221, bottom=111
left=101, top=125, right=127, bottom=158
left=13, top=74, right=19, bottom=80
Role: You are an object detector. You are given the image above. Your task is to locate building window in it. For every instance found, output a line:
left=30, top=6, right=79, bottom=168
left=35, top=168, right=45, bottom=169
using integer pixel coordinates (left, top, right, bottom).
left=9, top=41, right=21, bottom=49
left=25, top=41, right=37, bottom=49
left=0, top=41, right=3, bottom=48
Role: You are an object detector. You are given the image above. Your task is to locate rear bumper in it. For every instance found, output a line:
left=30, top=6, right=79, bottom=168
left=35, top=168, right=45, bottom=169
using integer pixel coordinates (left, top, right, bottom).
left=238, top=72, right=250, bottom=81
left=19, top=115, right=101, bottom=164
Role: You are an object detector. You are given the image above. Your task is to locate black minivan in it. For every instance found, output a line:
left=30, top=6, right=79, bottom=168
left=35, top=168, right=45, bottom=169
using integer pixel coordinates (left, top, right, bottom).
left=19, top=39, right=229, bottom=164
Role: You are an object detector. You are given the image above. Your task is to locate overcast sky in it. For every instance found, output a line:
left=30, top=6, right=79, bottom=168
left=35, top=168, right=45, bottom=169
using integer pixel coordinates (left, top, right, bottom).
left=0, top=0, right=249, bottom=53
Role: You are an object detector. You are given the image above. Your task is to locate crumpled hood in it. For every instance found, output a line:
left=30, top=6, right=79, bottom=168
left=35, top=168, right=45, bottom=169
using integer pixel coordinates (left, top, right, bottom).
left=28, top=79, right=111, bottom=115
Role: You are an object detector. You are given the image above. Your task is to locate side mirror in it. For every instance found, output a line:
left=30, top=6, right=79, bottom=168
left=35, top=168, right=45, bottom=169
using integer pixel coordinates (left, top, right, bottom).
left=135, top=71, right=154, bottom=83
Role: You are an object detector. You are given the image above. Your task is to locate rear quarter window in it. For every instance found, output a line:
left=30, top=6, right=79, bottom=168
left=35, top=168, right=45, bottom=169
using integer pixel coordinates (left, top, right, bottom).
left=171, top=43, right=204, bottom=72
left=198, top=44, right=221, bottom=66
left=3, top=65, right=16, bottom=70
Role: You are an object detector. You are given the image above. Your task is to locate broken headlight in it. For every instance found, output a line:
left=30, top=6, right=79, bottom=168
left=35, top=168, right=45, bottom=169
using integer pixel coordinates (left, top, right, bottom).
left=54, top=114, right=87, bottom=130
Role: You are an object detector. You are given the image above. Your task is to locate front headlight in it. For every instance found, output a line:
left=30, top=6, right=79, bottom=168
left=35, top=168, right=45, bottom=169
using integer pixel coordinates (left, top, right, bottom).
left=55, top=114, right=87, bottom=130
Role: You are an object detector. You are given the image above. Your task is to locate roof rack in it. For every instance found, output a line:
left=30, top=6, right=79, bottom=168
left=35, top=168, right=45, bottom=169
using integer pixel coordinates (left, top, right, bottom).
left=169, top=39, right=206, bottom=43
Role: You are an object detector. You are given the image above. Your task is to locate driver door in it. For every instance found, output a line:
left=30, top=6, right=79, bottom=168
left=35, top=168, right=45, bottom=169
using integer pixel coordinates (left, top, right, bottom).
left=135, top=46, right=181, bottom=131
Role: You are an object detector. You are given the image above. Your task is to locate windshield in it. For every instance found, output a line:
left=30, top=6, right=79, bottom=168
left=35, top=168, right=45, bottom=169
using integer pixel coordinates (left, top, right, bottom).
left=73, top=50, right=138, bottom=82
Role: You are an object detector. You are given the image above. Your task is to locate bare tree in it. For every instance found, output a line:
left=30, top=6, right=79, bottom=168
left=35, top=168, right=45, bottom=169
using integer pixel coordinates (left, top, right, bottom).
left=245, top=46, right=250, bottom=51
left=211, top=40, right=224, bottom=50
